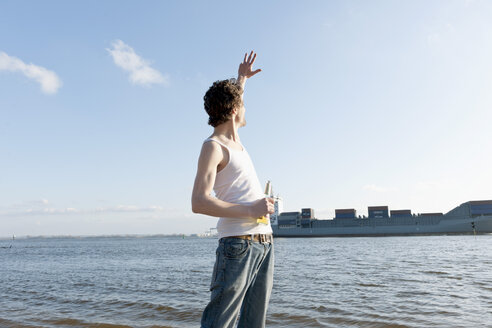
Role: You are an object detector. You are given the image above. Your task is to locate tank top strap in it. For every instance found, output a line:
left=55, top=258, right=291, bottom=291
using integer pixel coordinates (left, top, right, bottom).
left=203, top=138, right=230, bottom=150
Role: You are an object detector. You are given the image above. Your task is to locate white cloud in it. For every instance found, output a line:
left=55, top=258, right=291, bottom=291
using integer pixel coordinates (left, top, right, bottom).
left=93, top=205, right=168, bottom=214
left=0, top=203, right=183, bottom=218
left=106, top=40, right=167, bottom=86
left=1, top=198, right=50, bottom=211
left=0, top=51, right=62, bottom=94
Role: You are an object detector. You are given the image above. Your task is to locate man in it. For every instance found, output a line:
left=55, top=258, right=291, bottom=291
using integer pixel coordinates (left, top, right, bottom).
left=192, top=51, right=275, bottom=328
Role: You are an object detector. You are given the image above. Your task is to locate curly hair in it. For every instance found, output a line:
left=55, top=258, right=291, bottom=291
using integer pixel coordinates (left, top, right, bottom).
left=203, top=79, right=243, bottom=127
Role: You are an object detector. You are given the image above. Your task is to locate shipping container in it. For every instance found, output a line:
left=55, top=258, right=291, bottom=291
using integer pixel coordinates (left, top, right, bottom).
left=336, top=209, right=356, bottom=213
left=278, top=218, right=297, bottom=226
left=368, top=206, right=389, bottom=218
left=420, top=213, right=444, bottom=216
left=280, top=211, right=301, bottom=216
left=335, top=209, right=356, bottom=219
left=469, top=200, right=492, bottom=206
left=390, top=209, right=412, bottom=218
left=368, top=206, right=389, bottom=211
left=300, top=219, right=311, bottom=228
left=278, top=211, right=299, bottom=227
left=301, top=208, right=314, bottom=219
left=470, top=203, right=492, bottom=215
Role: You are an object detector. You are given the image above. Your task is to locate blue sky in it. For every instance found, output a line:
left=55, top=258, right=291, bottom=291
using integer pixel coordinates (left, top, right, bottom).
left=1, top=0, right=492, bottom=236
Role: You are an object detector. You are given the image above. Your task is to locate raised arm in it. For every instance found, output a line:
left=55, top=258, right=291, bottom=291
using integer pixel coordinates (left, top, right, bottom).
left=191, top=141, right=273, bottom=219
left=237, top=51, right=262, bottom=90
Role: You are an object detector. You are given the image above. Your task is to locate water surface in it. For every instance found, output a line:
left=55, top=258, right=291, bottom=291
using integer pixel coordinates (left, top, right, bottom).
left=1, top=235, right=491, bottom=327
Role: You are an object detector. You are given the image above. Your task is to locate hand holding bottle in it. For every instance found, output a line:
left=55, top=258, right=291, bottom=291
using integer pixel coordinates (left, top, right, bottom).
left=256, top=180, right=274, bottom=224
left=249, top=197, right=275, bottom=219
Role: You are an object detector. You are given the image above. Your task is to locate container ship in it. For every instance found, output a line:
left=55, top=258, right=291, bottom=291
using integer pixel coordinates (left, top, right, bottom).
left=270, top=199, right=492, bottom=237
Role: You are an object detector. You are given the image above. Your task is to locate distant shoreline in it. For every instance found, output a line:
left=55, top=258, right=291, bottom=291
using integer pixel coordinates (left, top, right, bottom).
left=0, top=233, right=210, bottom=240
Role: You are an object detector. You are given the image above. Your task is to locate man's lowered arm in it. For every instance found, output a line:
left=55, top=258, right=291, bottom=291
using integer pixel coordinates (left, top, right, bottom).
left=191, top=141, right=273, bottom=218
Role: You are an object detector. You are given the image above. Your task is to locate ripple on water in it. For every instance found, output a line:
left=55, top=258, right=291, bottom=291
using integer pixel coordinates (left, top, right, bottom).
left=268, top=312, right=321, bottom=326
left=318, top=315, right=413, bottom=328
left=357, top=283, right=387, bottom=288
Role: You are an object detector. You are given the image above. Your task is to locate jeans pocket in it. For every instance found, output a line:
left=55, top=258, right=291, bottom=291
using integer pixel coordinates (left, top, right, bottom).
left=224, top=239, right=250, bottom=259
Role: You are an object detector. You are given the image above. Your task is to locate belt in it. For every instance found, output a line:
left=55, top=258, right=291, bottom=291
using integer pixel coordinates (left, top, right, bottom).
left=233, top=234, right=273, bottom=243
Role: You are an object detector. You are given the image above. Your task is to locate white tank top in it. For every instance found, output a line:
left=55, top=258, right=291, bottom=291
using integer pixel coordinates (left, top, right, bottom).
left=203, top=137, right=273, bottom=238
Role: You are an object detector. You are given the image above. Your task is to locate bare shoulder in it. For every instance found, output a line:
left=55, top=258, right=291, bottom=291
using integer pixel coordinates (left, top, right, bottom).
left=199, top=139, right=229, bottom=172
left=199, top=140, right=224, bottom=164
left=201, top=139, right=222, bottom=155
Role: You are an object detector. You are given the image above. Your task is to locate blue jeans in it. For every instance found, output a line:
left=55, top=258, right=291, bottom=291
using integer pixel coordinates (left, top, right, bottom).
left=201, top=236, right=274, bottom=328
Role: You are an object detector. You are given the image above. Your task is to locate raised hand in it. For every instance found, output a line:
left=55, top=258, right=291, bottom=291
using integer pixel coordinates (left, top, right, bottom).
left=238, top=51, right=262, bottom=84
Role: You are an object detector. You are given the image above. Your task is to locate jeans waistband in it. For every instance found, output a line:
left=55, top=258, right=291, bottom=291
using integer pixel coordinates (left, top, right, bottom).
left=223, top=234, right=273, bottom=243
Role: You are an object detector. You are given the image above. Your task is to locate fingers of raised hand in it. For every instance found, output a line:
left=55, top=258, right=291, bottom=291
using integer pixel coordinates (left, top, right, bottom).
left=239, top=51, right=261, bottom=78
left=250, top=69, right=261, bottom=77
left=247, top=50, right=254, bottom=63
left=244, top=51, right=257, bottom=65
left=251, top=53, right=257, bottom=65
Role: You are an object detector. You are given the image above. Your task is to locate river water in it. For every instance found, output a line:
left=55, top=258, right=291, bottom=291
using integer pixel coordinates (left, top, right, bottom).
left=1, top=235, right=491, bottom=327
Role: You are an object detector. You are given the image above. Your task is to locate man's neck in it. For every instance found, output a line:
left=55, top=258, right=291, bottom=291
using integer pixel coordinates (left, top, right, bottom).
left=213, top=120, right=240, bottom=142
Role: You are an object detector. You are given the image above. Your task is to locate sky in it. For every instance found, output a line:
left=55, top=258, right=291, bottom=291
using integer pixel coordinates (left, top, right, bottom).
left=1, top=0, right=492, bottom=237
